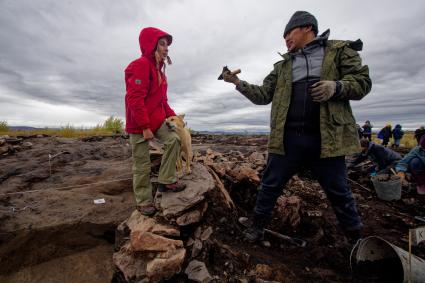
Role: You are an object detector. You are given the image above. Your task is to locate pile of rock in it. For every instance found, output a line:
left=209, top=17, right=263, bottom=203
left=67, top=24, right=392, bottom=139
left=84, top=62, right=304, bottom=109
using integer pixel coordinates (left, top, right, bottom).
left=113, top=162, right=216, bottom=283
left=112, top=145, right=300, bottom=282
left=195, top=148, right=266, bottom=183
left=113, top=211, right=187, bottom=282
left=0, top=136, right=33, bottom=156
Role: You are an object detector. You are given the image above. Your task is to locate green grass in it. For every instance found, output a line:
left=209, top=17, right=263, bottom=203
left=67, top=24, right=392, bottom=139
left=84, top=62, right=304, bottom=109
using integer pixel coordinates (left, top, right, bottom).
left=0, top=117, right=124, bottom=138
left=0, top=126, right=115, bottom=138
left=371, top=131, right=418, bottom=148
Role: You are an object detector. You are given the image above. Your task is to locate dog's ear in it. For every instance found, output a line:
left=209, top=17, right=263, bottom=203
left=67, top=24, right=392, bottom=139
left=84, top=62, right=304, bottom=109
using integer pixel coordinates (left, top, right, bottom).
left=178, top=113, right=185, bottom=119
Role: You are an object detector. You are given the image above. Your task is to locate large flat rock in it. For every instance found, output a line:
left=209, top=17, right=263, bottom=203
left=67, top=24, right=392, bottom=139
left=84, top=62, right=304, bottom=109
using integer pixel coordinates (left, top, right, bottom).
left=157, top=163, right=214, bottom=218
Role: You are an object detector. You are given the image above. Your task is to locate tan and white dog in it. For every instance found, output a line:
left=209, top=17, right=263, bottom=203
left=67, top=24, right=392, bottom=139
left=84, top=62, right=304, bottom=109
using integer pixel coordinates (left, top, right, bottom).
left=166, top=114, right=193, bottom=175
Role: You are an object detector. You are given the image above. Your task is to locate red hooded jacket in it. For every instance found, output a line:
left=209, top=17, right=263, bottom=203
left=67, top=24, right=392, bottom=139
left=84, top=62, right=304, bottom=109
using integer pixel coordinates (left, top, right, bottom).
left=125, top=27, right=176, bottom=134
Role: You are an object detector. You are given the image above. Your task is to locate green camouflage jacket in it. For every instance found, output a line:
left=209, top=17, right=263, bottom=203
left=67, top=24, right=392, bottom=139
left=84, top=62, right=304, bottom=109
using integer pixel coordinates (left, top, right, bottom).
left=237, top=40, right=372, bottom=158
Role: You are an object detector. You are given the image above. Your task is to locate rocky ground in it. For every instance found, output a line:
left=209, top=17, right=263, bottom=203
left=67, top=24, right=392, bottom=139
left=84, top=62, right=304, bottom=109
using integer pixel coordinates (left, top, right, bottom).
left=0, top=134, right=424, bottom=283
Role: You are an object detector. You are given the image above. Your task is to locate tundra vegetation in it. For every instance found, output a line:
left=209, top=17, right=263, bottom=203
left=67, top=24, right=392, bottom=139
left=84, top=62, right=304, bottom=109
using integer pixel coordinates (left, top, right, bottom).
left=0, top=116, right=124, bottom=137
left=0, top=121, right=9, bottom=132
left=0, top=118, right=420, bottom=148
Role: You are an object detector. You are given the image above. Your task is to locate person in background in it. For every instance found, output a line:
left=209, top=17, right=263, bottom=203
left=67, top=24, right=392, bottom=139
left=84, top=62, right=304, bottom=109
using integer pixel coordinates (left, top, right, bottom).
left=362, top=120, right=373, bottom=141
left=396, top=135, right=425, bottom=194
left=349, top=138, right=401, bottom=175
left=391, top=124, right=404, bottom=149
left=415, top=126, right=425, bottom=145
left=356, top=124, right=363, bottom=139
left=378, top=124, right=392, bottom=147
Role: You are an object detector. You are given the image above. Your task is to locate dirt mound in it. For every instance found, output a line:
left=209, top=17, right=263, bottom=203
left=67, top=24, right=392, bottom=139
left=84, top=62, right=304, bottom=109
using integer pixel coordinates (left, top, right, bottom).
left=0, top=134, right=424, bottom=282
left=0, top=135, right=134, bottom=282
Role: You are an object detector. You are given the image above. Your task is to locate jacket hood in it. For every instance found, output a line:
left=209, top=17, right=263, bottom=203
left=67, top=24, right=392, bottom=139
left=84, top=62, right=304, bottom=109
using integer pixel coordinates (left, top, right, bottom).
left=311, top=29, right=330, bottom=45
left=139, top=27, right=172, bottom=58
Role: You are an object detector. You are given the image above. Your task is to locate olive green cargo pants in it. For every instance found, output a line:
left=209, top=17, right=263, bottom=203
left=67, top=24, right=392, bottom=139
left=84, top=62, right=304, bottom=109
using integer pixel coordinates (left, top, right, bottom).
left=129, top=122, right=181, bottom=205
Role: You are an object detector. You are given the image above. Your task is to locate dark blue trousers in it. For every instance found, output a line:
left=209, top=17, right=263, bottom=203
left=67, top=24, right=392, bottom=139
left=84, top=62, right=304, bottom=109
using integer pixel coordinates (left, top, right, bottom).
left=255, top=132, right=363, bottom=231
left=411, top=157, right=425, bottom=186
left=411, top=157, right=425, bottom=172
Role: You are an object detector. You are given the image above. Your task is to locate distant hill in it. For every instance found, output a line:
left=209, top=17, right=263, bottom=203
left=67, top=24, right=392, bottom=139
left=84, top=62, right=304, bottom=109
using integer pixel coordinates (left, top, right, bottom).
left=9, top=126, right=63, bottom=131
left=9, top=126, right=41, bottom=131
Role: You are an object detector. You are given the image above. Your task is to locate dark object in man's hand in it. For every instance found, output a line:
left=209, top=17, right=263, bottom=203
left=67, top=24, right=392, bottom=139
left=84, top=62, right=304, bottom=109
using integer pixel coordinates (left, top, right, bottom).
left=218, top=66, right=241, bottom=80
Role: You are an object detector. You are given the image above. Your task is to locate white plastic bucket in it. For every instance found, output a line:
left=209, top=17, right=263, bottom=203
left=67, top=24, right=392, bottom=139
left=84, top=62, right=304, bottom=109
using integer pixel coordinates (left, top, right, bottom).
left=352, top=236, right=425, bottom=282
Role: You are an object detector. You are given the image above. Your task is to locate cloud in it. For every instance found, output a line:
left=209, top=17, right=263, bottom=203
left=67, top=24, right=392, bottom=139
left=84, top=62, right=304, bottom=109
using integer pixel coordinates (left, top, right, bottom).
left=1, top=0, right=424, bottom=131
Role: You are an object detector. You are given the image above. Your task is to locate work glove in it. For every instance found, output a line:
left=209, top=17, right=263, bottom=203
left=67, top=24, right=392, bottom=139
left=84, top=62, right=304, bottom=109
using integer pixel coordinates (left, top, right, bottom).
left=223, top=72, right=240, bottom=86
left=396, top=172, right=405, bottom=180
left=310, top=80, right=336, bottom=102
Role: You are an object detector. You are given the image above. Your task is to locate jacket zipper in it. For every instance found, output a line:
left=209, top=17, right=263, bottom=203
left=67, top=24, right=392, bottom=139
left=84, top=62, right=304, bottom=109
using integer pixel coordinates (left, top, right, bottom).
left=302, top=50, right=309, bottom=135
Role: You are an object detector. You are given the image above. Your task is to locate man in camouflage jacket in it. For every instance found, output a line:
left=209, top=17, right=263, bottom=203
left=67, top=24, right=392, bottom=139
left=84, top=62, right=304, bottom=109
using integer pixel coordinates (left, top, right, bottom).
left=223, top=11, right=372, bottom=243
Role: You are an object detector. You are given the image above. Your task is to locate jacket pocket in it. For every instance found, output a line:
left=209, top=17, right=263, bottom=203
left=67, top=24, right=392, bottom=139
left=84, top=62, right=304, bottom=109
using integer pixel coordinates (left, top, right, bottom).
left=331, top=113, right=357, bottom=150
left=332, top=113, right=346, bottom=125
left=130, top=134, right=148, bottom=158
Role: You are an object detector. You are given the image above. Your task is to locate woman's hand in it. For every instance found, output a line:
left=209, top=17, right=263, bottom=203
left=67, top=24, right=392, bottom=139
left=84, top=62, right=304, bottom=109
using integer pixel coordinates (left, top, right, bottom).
left=143, top=128, right=154, bottom=140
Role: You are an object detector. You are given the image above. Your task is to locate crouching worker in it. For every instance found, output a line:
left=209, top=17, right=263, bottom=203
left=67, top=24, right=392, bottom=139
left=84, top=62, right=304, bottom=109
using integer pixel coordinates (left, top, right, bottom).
left=349, top=139, right=401, bottom=175
left=125, top=27, right=186, bottom=216
left=395, top=135, right=425, bottom=195
left=222, top=11, right=371, bottom=244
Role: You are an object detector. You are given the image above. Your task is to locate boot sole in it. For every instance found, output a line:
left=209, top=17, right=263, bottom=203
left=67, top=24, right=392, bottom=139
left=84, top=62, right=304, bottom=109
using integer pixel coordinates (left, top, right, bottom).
left=158, top=186, right=186, bottom=193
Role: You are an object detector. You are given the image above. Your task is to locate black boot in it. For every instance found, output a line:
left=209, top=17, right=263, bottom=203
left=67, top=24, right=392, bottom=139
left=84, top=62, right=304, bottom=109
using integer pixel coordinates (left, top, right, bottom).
left=344, top=229, right=363, bottom=246
left=243, top=214, right=269, bottom=243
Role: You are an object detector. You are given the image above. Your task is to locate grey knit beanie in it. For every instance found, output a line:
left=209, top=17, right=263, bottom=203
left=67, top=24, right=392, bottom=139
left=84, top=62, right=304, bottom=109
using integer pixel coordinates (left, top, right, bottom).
left=284, top=11, right=318, bottom=37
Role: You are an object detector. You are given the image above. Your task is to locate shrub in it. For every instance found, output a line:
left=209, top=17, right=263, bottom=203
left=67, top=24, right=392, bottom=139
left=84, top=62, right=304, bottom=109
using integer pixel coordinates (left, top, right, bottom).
left=103, top=116, right=124, bottom=134
left=0, top=121, right=9, bottom=132
left=59, top=124, right=77, bottom=138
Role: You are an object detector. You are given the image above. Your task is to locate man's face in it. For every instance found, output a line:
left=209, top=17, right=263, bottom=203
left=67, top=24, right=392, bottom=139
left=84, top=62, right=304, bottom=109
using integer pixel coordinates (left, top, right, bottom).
left=156, top=37, right=169, bottom=59
left=284, top=26, right=312, bottom=52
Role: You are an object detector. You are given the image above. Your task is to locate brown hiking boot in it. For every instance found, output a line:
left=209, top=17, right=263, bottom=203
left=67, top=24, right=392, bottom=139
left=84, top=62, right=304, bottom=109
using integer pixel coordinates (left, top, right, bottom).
left=137, top=203, right=156, bottom=216
left=158, top=182, right=186, bottom=193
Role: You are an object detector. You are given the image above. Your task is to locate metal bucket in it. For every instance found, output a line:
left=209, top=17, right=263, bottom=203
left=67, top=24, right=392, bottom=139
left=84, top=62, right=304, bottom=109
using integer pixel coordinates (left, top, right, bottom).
left=352, top=236, right=425, bottom=282
left=371, top=174, right=402, bottom=201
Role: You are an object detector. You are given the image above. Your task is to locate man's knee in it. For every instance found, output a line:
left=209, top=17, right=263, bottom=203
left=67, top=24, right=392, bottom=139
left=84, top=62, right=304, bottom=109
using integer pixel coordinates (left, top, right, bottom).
left=133, top=159, right=151, bottom=173
left=166, top=132, right=181, bottom=145
left=411, top=157, right=425, bottom=171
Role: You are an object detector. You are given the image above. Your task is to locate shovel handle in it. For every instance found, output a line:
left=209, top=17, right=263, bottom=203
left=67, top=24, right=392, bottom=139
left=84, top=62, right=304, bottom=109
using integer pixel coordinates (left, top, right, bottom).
left=238, top=217, right=307, bottom=247
left=264, top=229, right=307, bottom=247
left=229, top=69, right=241, bottom=75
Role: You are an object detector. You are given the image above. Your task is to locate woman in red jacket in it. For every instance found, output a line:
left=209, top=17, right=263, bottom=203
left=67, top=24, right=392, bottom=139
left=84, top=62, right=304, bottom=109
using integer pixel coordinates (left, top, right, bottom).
left=125, top=27, right=186, bottom=216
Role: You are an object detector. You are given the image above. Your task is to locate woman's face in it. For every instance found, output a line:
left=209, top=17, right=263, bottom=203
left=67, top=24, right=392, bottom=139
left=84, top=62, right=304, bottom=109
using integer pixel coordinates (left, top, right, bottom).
left=156, top=37, right=169, bottom=60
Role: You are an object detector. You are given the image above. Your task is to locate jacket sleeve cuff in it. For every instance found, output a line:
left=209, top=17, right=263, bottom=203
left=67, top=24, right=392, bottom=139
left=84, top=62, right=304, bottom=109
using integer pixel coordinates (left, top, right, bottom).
left=333, top=80, right=344, bottom=98
left=141, top=124, right=150, bottom=130
left=235, top=80, right=249, bottom=92
left=395, top=164, right=407, bottom=173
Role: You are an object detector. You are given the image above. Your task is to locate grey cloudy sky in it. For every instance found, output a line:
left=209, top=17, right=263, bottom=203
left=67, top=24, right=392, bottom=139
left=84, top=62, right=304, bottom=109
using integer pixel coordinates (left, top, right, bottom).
left=1, top=0, right=424, bottom=131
